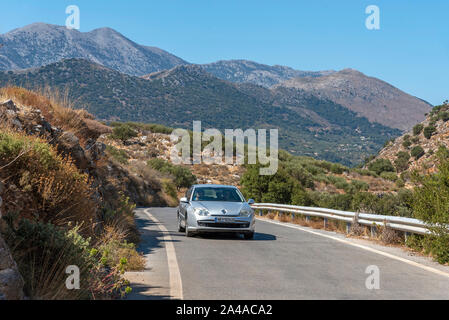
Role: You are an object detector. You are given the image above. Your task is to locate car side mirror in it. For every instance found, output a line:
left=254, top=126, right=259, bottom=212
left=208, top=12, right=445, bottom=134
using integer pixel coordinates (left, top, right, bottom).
left=180, top=197, right=189, bottom=203
left=247, top=199, right=255, bottom=205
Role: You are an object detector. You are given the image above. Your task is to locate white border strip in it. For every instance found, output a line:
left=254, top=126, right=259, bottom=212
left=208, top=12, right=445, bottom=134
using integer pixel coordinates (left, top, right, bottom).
left=144, top=209, right=183, bottom=300
left=257, top=217, right=449, bottom=279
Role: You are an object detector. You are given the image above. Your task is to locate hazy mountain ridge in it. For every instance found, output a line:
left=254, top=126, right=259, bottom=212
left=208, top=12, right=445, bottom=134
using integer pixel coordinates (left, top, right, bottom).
left=201, top=59, right=335, bottom=88
left=274, top=69, right=432, bottom=130
left=0, top=23, right=187, bottom=76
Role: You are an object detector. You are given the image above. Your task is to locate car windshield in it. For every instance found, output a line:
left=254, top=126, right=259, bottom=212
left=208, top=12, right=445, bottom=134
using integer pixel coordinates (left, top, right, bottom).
left=192, top=187, right=244, bottom=202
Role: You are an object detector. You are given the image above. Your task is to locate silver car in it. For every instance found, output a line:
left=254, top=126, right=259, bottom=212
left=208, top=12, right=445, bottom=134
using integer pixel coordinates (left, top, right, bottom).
left=177, top=184, right=256, bottom=239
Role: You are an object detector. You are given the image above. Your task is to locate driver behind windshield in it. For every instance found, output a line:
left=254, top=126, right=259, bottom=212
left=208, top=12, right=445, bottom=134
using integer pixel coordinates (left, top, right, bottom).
left=193, top=189, right=205, bottom=201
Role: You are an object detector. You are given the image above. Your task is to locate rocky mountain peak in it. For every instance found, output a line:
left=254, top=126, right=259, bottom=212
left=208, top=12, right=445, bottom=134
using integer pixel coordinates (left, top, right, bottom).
left=0, top=23, right=187, bottom=76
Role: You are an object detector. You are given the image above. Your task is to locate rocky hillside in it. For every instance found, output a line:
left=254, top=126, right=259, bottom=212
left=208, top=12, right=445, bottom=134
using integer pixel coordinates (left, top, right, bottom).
left=0, top=87, right=194, bottom=299
left=99, top=125, right=245, bottom=192
left=0, top=23, right=187, bottom=76
left=372, top=102, right=449, bottom=178
left=0, top=93, right=170, bottom=208
left=275, top=69, right=432, bottom=130
left=0, top=59, right=400, bottom=166
left=201, top=60, right=335, bottom=87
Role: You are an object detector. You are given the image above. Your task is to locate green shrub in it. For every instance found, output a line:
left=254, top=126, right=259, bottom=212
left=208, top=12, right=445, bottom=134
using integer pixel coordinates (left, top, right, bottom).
left=396, top=178, right=405, bottom=188
left=423, top=125, right=436, bottom=139
left=284, top=164, right=315, bottom=189
left=380, top=171, right=398, bottom=182
left=330, top=163, right=346, bottom=174
left=2, top=218, right=93, bottom=299
left=353, top=168, right=378, bottom=177
left=161, top=179, right=177, bottom=199
left=411, top=136, right=420, bottom=144
left=413, top=124, right=424, bottom=135
left=402, top=140, right=412, bottom=148
left=308, top=192, right=352, bottom=211
left=327, top=175, right=346, bottom=186
left=367, top=158, right=395, bottom=175
left=302, top=163, right=326, bottom=176
left=352, top=180, right=369, bottom=191
left=394, top=151, right=410, bottom=172
left=291, top=187, right=314, bottom=206
left=111, top=124, right=138, bottom=142
left=439, top=111, right=449, bottom=122
left=147, top=158, right=197, bottom=189
left=412, top=149, right=449, bottom=263
left=106, top=145, right=129, bottom=165
left=351, top=190, right=412, bottom=217
left=314, top=173, right=330, bottom=184
left=411, top=145, right=425, bottom=159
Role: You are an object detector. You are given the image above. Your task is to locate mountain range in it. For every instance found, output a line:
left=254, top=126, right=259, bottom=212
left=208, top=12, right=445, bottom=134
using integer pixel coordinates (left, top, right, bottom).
left=0, top=22, right=187, bottom=76
left=0, top=58, right=400, bottom=165
left=0, top=23, right=434, bottom=165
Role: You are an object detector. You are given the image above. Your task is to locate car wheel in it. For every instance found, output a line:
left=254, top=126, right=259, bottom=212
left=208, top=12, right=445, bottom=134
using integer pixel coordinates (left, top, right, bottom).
left=243, top=232, right=254, bottom=240
left=185, top=217, right=193, bottom=237
left=177, top=213, right=185, bottom=232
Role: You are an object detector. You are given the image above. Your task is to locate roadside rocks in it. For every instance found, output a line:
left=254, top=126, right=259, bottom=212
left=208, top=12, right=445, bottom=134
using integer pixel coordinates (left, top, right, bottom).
left=0, top=235, right=24, bottom=300
left=0, top=99, right=60, bottom=139
left=55, top=131, right=90, bottom=170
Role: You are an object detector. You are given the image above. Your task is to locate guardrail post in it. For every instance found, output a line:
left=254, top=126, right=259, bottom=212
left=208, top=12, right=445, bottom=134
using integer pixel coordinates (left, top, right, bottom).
left=306, top=216, right=310, bottom=222
left=291, top=212, right=295, bottom=220
left=405, top=232, right=410, bottom=242
left=346, top=222, right=351, bottom=233
left=323, top=218, right=328, bottom=229
left=259, top=209, right=262, bottom=217
left=370, top=226, right=377, bottom=238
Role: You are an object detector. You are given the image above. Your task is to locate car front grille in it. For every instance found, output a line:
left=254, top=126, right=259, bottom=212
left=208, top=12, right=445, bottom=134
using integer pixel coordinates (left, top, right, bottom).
left=198, top=222, right=250, bottom=228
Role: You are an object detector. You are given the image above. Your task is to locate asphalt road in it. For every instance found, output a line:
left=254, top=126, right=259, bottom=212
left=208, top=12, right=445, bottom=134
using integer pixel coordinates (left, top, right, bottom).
left=126, top=207, right=449, bottom=300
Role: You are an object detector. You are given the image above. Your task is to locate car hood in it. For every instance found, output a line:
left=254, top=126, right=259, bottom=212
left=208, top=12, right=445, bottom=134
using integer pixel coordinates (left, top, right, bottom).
left=192, top=201, right=248, bottom=216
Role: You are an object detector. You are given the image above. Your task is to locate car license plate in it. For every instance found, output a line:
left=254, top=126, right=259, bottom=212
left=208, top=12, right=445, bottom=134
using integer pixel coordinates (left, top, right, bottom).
left=215, top=217, right=235, bottom=223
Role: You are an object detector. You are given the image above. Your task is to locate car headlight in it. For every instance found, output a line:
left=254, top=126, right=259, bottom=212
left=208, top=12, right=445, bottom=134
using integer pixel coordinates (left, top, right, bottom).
left=239, top=208, right=253, bottom=217
left=193, top=208, right=210, bottom=216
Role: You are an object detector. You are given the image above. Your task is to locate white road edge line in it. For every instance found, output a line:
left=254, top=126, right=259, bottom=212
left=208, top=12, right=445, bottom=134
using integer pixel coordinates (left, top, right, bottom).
left=144, top=209, right=183, bottom=300
left=257, top=217, right=449, bottom=279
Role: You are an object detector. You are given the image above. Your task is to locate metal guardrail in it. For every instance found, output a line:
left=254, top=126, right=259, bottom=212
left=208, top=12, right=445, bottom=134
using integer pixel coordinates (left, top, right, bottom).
left=251, top=203, right=430, bottom=236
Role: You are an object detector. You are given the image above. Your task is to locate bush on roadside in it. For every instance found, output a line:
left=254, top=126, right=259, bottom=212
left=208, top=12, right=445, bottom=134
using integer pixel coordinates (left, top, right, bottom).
left=412, top=148, right=449, bottom=263
left=147, top=158, right=197, bottom=189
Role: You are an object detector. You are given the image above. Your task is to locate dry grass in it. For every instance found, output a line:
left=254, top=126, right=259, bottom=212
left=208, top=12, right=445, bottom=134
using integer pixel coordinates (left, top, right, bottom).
left=95, top=225, right=145, bottom=272
left=260, top=211, right=373, bottom=237
left=259, top=210, right=413, bottom=252
left=0, top=129, right=97, bottom=233
left=379, top=226, right=403, bottom=245
left=0, top=86, right=110, bottom=145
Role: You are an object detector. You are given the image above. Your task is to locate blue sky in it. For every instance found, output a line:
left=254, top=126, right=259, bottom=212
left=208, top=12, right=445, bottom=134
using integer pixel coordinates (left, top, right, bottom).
left=0, top=0, right=447, bottom=105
